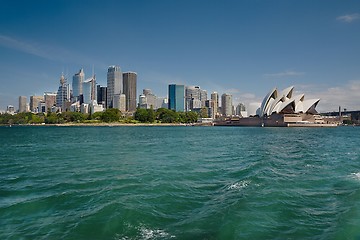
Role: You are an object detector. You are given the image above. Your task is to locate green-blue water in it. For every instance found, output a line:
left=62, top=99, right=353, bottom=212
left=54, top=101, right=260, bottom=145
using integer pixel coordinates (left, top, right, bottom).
left=1, top=126, right=360, bottom=239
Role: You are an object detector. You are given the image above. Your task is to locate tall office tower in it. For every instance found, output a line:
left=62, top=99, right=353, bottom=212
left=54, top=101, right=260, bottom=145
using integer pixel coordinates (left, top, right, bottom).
left=56, top=74, right=70, bottom=111
left=185, top=86, right=200, bottom=111
left=72, top=68, right=85, bottom=102
left=143, top=89, right=157, bottom=109
left=97, top=85, right=107, bottom=107
left=211, top=92, right=219, bottom=118
left=123, top=72, right=137, bottom=112
left=221, top=93, right=233, bottom=116
left=18, top=96, right=27, bottom=113
left=44, top=92, right=57, bottom=112
left=30, top=95, right=43, bottom=112
left=107, top=66, right=122, bottom=108
left=168, top=84, right=185, bottom=112
left=83, top=76, right=96, bottom=104
left=200, top=89, right=208, bottom=107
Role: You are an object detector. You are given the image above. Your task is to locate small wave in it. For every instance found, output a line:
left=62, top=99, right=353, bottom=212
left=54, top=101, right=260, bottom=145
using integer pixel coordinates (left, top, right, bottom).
left=350, top=172, right=360, bottom=180
left=227, top=180, right=251, bottom=190
left=139, top=226, right=175, bottom=239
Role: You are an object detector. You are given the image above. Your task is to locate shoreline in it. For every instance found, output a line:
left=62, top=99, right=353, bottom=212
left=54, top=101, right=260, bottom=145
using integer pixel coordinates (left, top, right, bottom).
left=1, top=122, right=206, bottom=127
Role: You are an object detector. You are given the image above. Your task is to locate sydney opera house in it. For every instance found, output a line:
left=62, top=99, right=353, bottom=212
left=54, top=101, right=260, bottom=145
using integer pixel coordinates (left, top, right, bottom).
left=215, top=86, right=336, bottom=127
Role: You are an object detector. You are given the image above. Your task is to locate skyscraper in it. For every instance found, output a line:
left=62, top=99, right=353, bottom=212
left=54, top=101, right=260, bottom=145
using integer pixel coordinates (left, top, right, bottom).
left=44, top=92, right=57, bottom=112
left=168, top=84, right=185, bottom=112
left=123, top=72, right=137, bottom=112
left=72, top=68, right=84, bottom=102
left=30, top=96, right=43, bottom=113
left=107, top=66, right=122, bottom=108
left=56, top=74, right=70, bottom=111
left=97, top=85, right=107, bottom=107
left=211, top=92, right=219, bottom=118
left=83, top=75, right=96, bottom=104
left=221, top=93, right=233, bottom=116
left=18, top=96, right=27, bottom=113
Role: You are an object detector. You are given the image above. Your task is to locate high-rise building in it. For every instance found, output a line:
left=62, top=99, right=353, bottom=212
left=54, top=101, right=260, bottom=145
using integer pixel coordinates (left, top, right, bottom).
left=83, top=76, right=96, bottom=104
left=221, top=93, right=233, bottom=116
left=18, top=96, right=27, bottom=113
left=139, top=94, right=147, bottom=109
left=168, top=84, right=185, bottom=112
left=143, top=89, right=157, bottom=109
left=211, top=92, right=219, bottom=118
left=97, top=85, right=107, bottom=108
left=185, top=86, right=200, bottom=111
left=72, top=68, right=84, bottom=102
left=200, top=89, right=208, bottom=107
left=185, top=86, right=208, bottom=111
left=44, top=92, right=57, bottom=112
left=113, top=94, right=126, bottom=112
left=107, top=66, right=122, bottom=108
left=236, top=103, right=248, bottom=117
left=123, top=72, right=137, bottom=112
left=30, top=95, right=43, bottom=113
left=56, top=74, right=70, bottom=111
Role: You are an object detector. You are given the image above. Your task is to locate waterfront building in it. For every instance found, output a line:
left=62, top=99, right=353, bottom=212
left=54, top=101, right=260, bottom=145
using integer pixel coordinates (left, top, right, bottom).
left=123, top=72, right=137, bottom=112
left=38, top=101, right=46, bottom=113
left=80, top=103, right=89, bottom=114
left=113, top=94, right=126, bottom=112
left=97, top=85, right=107, bottom=108
left=44, top=92, right=57, bottom=113
left=89, top=100, right=104, bottom=113
left=211, top=92, right=219, bottom=118
left=70, top=101, right=80, bottom=112
left=56, top=74, right=70, bottom=112
left=72, top=68, right=84, bottom=102
left=18, top=96, right=27, bottom=113
left=168, top=84, right=185, bottom=112
left=30, top=95, right=43, bottom=113
left=107, top=66, right=122, bottom=108
left=215, top=86, right=329, bottom=127
left=221, top=93, right=233, bottom=116
left=259, top=86, right=320, bottom=117
left=6, top=105, right=15, bottom=114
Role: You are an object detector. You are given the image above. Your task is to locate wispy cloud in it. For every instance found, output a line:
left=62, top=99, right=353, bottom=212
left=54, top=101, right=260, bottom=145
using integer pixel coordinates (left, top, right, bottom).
left=0, top=34, right=55, bottom=60
left=298, top=80, right=360, bottom=112
left=336, top=13, right=360, bottom=23
left=263, top=70, right=305, bottom=78
left=0, top=34, right=106, bottom=68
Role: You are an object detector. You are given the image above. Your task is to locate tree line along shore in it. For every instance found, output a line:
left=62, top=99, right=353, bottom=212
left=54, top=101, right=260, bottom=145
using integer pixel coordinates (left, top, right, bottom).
left=0, top=108, right=201, bottom=126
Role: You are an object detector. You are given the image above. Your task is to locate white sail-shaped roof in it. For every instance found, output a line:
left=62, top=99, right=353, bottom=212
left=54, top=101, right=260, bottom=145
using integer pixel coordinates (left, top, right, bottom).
left=260, top=87, right=320, bottom=117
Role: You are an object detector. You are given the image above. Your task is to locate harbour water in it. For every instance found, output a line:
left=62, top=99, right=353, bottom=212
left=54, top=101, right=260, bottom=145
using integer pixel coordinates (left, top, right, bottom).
left=1, top=126, right=360, bottom=239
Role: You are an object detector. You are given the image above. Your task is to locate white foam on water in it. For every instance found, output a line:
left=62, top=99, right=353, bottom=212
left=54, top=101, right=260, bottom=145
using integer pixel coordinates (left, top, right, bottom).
left=351, top=172, right=360, bottom=180
left=139, top=226, right=175, bottom=239
left=227, top=180, right=251, bottom=190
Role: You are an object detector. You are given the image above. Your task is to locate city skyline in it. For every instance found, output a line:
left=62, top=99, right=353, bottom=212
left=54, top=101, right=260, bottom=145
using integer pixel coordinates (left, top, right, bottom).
left=0, top=1, right=359, bottom=112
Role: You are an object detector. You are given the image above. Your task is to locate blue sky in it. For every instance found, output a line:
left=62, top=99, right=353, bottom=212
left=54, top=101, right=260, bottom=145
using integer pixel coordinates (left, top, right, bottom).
left=0, top=0, right=359, bottom=113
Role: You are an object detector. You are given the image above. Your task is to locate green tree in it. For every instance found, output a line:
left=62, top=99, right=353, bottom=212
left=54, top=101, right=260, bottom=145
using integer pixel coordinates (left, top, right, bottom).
left=70, top=112, right=86, bottom=122
left=45, top=112, right=58, bottom=124
left=134, top=108, right=149, bottom=122
left=156, top=108, right=179, bottom=123
left=91, top=112, right=103, bottom=120
left=147, top=107, right=155, bottom=123
left=101, top=108, right=121, bottom=122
